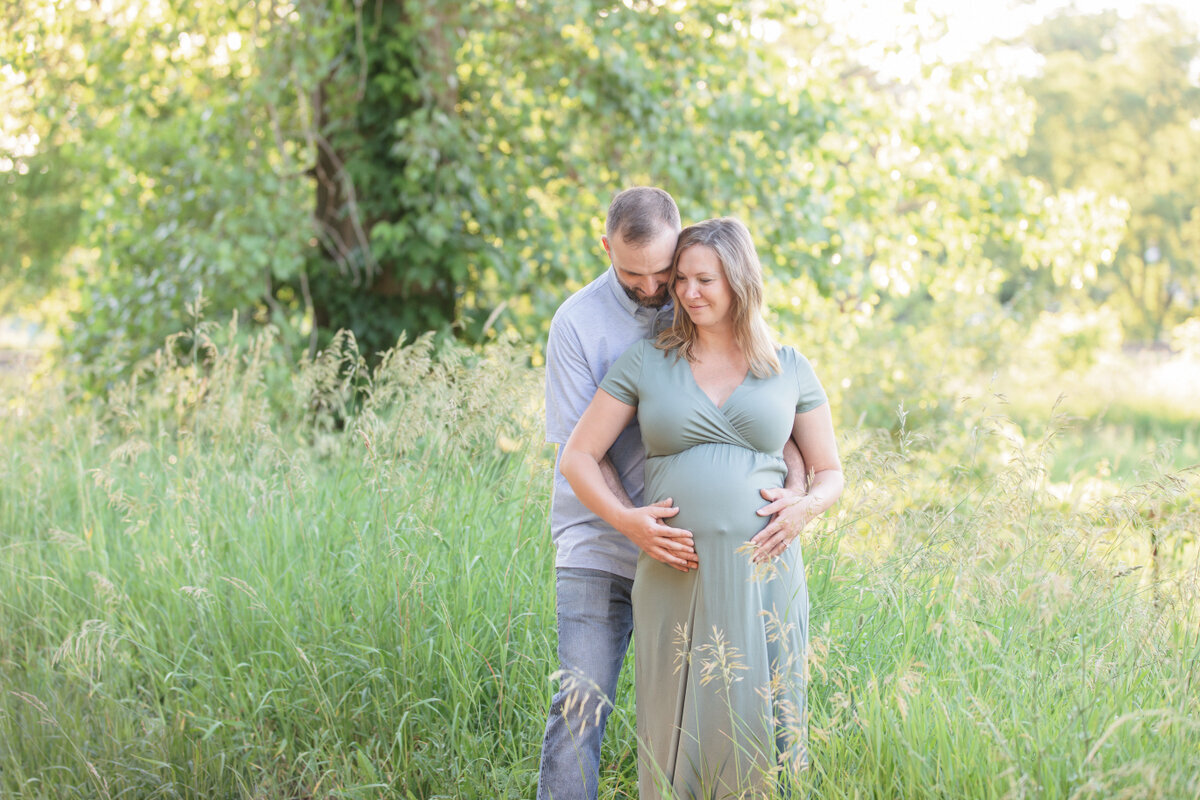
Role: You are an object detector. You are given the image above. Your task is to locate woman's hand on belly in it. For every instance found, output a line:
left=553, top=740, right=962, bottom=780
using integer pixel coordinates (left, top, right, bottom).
left=749, top=472, right=842, bottom=562
left=753, top=485, right=811, bottom=556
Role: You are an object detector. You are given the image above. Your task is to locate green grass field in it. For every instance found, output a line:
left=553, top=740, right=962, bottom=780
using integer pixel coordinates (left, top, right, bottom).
left=2, top=328, right=1197, bottom=798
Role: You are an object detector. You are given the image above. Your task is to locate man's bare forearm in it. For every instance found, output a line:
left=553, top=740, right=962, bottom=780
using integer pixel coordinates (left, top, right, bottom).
left=559, top=442, right=697, bottom=571
left=599, top=454, right=635, bottom=508
left=781, top=435, right=809, bottom=493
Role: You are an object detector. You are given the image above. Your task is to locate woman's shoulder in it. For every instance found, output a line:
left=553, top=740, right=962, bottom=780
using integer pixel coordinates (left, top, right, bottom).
left=646, top=336, right=684, bottom=362
left=612, top=337, right=669, bottom=374
left=610, top=337, right=650, bottom=372
left=774, top=343, right=805, bottom=365
left=621, top=337, right=660, bottom=366
left=774, top=344, right=820, bottom=376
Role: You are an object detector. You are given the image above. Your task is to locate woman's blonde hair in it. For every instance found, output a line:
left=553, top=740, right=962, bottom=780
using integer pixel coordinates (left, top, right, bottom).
left=656, top=217, right=781, bottom=377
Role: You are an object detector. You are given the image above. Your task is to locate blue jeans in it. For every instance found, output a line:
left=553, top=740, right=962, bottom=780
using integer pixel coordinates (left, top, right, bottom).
left=537, top=567, right=635, bottom=800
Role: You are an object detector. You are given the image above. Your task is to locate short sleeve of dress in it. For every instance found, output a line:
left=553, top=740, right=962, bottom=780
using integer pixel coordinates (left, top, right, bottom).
left=781, top=346, right=828, bottom=413
left=599, top=339, right=646, bottom=406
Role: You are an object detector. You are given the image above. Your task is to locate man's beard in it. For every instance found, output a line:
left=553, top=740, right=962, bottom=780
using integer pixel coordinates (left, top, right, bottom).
left=621, top=282, right=670, bottom=309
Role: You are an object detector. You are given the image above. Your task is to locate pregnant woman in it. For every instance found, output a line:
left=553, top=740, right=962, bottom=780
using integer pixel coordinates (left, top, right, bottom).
left=560, top=217, right=844, bottom=798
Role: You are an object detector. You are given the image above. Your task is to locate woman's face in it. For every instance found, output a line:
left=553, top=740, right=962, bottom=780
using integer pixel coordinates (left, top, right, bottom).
left=674, top=245, right=734, bottom=329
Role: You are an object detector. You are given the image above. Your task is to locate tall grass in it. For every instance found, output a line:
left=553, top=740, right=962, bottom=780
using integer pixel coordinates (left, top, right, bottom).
left=1005, top=347, right=1200, bottom=483
left=1, top=324, right=1197, bottom=798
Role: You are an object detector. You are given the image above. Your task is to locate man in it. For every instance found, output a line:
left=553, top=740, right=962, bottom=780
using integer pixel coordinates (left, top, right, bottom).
left=538, top=187, right=808, bottom=800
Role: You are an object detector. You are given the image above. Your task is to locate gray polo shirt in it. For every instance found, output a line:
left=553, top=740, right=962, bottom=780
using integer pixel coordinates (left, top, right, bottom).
left=545, top=267, right=674, bottom=580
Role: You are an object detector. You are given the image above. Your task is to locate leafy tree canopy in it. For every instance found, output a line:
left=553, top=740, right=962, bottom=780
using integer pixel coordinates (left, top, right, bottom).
left=1013, top=4, right=1200, bottom=341
left=1, top=0, right=1131, bottom=415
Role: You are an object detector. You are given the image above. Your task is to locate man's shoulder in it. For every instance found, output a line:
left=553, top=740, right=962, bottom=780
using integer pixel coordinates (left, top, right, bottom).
left=551, top=271, right=615, bottom=330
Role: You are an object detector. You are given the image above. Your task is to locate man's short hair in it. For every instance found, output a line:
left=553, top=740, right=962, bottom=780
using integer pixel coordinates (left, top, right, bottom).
left=605, top=187, right=682, bottom=246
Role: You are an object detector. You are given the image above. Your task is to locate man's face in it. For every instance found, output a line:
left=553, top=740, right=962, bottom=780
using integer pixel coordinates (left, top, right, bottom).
left=603, top=227, right=678, bottom=309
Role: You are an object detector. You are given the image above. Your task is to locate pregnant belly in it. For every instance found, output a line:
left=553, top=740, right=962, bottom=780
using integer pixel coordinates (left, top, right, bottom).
left=645, top=443, right=785, bottom=541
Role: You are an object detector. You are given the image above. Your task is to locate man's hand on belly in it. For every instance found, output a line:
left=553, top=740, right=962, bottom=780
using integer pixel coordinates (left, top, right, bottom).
left=616, top=498, right=699, bottom=572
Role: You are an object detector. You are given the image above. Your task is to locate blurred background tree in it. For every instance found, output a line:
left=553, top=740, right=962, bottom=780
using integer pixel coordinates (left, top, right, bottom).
left=2, top=0, right=834, bottom=368
left=1, top=0, right=320, bottom=366
left=1013, top=4, right=1200, bottom=342
left=1, top=0, right=1196, bottom=412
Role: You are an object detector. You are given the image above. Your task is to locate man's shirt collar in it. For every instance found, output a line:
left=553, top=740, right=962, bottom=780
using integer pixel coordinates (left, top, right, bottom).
left=603, top=266, right=672, bottom=319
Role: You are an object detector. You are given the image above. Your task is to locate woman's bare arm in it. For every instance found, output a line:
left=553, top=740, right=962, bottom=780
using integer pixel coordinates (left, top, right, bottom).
left=749, top=402, right=844, bottom=562
left=560, top=389, right=698, bottom=571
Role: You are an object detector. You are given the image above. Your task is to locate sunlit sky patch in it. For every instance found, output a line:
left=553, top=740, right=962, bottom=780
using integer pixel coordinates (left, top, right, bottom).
left=826, top=0, right=1200, bottom=80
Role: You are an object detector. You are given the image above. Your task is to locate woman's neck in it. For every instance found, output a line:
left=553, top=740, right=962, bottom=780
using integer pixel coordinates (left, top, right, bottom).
left=692, top=325, right=740, bottom=361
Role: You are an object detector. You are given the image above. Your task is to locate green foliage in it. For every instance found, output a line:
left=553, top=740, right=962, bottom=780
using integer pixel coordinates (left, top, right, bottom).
left=5, top=0, right=1130, bottom=391
left=3, top=0, right=320, bottom=374
left=303, top=0, right=483, bottom=356
left=375, top=0, right=835, bottom=346
left=2, top=0, right=839, bottom=366
left=5, top=0, right=1190, bottom=418
left=0, top=143, right=84, bottom=305
left=1014, top=5, right=1200, bottom=341
left=715, top=10, right=1128, bottom=429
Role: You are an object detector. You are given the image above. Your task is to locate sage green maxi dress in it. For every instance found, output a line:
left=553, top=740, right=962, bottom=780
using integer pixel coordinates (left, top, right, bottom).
left=600, top=339, right=828, bottom=800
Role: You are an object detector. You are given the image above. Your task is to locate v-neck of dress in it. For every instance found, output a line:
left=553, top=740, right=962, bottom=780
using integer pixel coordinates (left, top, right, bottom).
left=686, top=359, right=751, bottom=411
